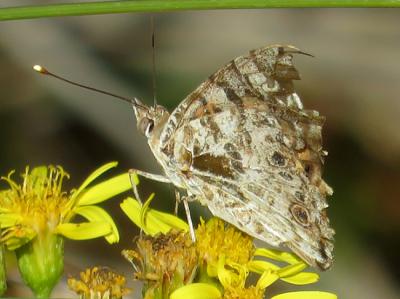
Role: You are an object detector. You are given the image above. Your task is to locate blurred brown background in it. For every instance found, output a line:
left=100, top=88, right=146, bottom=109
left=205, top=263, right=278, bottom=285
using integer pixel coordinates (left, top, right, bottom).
left=0, top=7, right=399, bottom=299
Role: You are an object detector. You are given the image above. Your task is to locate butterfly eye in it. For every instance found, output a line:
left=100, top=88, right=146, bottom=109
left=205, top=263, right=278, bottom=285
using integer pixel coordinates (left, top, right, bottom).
left=145, top=120, right=155, bottom=137
left=139, top=117, right=154, bottom=137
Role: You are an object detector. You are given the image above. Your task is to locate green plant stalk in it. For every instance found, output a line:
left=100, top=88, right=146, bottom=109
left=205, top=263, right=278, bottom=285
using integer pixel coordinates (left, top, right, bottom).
left=16, top=234, right=64, bottom=298
left=1, top=0, right=400, bottom=21
left=196, top=263, right=222, bottom=292
left=0, top=244, right=6, bottom=296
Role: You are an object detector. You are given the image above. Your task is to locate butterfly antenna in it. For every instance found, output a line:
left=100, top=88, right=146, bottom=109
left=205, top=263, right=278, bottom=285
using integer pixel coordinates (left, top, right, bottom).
left=32, top=65, right=148, bottom=111
left=151, top=15, right=157, bottom=108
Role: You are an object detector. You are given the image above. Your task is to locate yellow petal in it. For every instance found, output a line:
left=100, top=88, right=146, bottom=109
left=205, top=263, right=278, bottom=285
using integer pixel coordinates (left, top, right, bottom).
left=30, top=166, right=48, bottom=190
left=71, top=162, right=118, bottom=201
left=206, top=263, right=218, bottom=277
left=257, top=269, right=279, bottom=289
left=248, top=260, right=280, bottom=274
left=77, top=172, right=131, bottom=206
left=248, top=260, right=318, bottom=285
left=120, top=197, right=170, bottom=235
left=55, top=222, right=111, bottom=240
left=278, top=262, right=307, bottom=278
left=4, top=236, right=33, bottom=251
left=0, top=213, right=22, bottom=228
left=281, top=272, right=320, bottom=285
left=216, top=255, right=231, bottom=287
left=151, top=210, right=189, bottom=232
left=120, top=197, right=186, bottom=235
left=170, top=283, right=221, bottom=299
left=254, top=248, right=301, bottom=265
left=140, top=192, right=155, bottom=227
left=2, top=228, right=36, bottom=251
left=271, top=291, right=337, bottom=299
left=74, top=206, right=119, bottom=243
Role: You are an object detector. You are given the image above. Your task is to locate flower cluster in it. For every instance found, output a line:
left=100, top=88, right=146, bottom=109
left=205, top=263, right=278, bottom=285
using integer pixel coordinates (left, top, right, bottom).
left=0, top=162, right=131, bottom=298
left=121, top=187, right=337, bottom=299
left=0, top=167, right=338, bottom=299
left=68, top=266, right=131, bottom=299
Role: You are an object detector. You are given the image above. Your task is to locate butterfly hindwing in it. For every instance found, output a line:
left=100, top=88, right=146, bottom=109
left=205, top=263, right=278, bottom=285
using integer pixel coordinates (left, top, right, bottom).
left=153, top=45, right=334, bottom=270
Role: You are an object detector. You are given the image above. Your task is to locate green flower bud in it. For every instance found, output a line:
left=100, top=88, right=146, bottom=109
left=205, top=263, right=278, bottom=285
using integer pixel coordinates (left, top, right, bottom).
left=16, top=234, right=64, bottom=298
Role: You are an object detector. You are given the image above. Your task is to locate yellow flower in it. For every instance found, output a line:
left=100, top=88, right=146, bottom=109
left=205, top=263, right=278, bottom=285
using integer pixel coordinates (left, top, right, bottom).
left=271, top=291, right=337, bottom=299
left=0, top=162, right=131, bottom=298
left=120, top=187, right=337, bottom=299
left=223, top=284, right=264, bottom=299
left=170, top=261, right=264, bottom=299
left=0, top=162, right=130, bottom=249
left=68, top=266, right=131, bottom=299
left=248, top=248, right=319, bottom=285
left=120, top=178, right=189, bottom=235
left=123, top=230, right=198, bottom=299
left=170, top=283, right=221, bottom=299
left=195, top=218, right=254, bottom=278
left=219, top=262, right=265, bottom=299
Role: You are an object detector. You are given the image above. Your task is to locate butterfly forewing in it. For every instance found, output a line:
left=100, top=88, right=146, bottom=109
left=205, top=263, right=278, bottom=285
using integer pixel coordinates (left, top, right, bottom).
left=150, top=45, right=334, bottom=270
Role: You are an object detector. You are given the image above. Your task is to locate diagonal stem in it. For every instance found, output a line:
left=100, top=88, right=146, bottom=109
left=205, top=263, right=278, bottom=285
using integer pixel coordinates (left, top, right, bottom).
left=0, top=0, right=400, bottom=22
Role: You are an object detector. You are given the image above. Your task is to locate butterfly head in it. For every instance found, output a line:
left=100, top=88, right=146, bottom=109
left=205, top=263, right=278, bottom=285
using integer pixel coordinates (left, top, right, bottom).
left=132, top=98, right=169, bottom=139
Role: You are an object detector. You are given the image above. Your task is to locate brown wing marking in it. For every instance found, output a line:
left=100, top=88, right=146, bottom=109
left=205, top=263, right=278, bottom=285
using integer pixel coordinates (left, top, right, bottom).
left=188, top=169, right=333, bottom=270
left=160, top=45, right=308, bottom=148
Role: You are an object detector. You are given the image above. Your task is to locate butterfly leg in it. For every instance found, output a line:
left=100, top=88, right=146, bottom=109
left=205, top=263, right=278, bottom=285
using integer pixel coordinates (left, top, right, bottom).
left=183, top=198, right=196, bottom=242
left=174, top=189, right=181, bottom=215
left=174, top=190, right=196, bottom=242
left=128, top=168, right=171, bottom=204
left=128, top=169, right=171, bottom=237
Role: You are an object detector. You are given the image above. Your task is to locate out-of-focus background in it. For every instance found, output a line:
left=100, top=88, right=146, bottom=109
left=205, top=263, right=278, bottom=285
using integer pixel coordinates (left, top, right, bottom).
left=0, top=7, right=399, bottom=299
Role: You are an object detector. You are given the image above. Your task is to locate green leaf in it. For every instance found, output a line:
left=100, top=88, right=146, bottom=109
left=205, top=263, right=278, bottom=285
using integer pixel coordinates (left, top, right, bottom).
left=55, top=222, right=111, bottom=240
left=77, top=172, right=131, bottom=206
left=74, top=205, right=119, bottom=243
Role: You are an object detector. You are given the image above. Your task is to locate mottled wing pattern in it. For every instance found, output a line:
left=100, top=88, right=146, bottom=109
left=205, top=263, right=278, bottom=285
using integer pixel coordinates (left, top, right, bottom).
left=159, top=45, right=334, bottom=269
left=160, top=44, right=307, bottom=147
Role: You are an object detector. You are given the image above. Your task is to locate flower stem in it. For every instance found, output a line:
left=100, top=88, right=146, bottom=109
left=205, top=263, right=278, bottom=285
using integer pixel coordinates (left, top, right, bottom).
left=16, top=234, right=64, bottom=298
left=0, top=0, right=399, bottom=21
left=0, top=244, right=6, bottom=296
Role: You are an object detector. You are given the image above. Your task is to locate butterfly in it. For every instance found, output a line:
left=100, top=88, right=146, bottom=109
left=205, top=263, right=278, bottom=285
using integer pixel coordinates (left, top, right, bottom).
left=34, top=44, right=334, bottom=270
left=129, top=44, right=334, bottom=270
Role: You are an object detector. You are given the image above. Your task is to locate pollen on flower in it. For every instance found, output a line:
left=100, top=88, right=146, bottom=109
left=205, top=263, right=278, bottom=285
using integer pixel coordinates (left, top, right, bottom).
left=195, top=217, right=254, bottom=266
left=223, top=285, right=265, bottom=299
left=0, top=166, right=70, bottom=243
left=68, top=266, right=130, bottom=299
left=123, top=230, right=197, bottom=292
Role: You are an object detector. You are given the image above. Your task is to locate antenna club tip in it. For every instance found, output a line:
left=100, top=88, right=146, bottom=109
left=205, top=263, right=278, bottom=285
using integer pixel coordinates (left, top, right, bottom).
left=33, top=65, right=49, bottom=74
